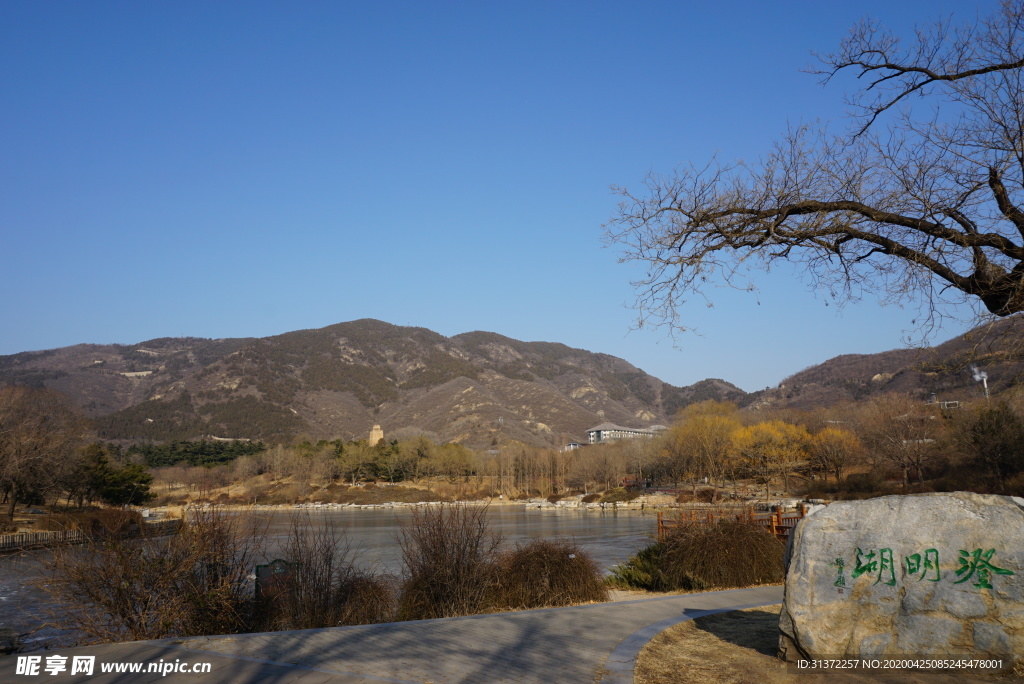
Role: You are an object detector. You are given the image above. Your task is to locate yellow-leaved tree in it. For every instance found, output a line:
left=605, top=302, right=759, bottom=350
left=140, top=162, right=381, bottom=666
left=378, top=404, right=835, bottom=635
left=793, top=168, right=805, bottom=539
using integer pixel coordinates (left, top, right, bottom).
left=808, top=427, right=862, bottom=484
left=663, top=401, right=742, bottom=502
left=732, top=420, right=810, bottom=498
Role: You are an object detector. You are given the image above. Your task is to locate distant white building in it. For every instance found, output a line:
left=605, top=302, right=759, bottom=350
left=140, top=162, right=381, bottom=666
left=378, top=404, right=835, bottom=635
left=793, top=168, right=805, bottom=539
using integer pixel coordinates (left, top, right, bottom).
left=585, top=423, right=668, bottom=444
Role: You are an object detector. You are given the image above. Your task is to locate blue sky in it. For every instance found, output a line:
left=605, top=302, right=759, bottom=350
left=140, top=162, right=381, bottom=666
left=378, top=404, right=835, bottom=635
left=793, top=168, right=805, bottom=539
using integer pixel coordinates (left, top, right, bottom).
left=0, top=0, right=995, bottom=392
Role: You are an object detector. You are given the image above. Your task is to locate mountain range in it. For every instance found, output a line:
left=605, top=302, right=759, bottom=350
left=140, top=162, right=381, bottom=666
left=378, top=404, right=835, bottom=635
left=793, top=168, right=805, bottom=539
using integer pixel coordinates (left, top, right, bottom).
left=1, top=318, right=1019, bottom=448
left=0, top=319, right=746, bottom=448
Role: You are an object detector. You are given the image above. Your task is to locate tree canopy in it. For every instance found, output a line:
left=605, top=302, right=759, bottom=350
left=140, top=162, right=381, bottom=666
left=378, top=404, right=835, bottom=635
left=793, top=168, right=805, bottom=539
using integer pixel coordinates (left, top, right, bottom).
left=0, top=386, right=84, bottom=519
left=606, top=2, right=1024, bottom=333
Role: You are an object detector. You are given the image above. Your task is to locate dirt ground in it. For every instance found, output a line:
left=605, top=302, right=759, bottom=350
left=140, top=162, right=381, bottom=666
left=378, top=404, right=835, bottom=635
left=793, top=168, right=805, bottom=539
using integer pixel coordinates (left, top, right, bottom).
left=634, top=605, right=1023, bottom=684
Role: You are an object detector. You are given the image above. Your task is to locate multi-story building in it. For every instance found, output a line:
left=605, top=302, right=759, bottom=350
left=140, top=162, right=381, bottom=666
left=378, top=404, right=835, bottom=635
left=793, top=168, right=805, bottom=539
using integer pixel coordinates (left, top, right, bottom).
left=584, top=423, right=668, bottom=444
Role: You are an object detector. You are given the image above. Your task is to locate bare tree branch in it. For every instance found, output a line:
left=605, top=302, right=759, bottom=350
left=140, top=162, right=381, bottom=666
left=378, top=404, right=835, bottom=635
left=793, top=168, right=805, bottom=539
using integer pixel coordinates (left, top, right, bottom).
left=607, top=1, right=1024, bottom=334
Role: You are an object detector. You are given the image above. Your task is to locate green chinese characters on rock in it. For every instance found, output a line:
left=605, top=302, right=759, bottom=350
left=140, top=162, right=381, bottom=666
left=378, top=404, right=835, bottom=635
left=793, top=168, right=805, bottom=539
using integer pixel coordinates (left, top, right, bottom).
left=831, top=557, right=846, bottom=588
left=955, top=549, right=1014, bottom=589
left=852, top=547, right=896, bottom=586
left=905, top=548, right=940, bottom=582
left=832, top=547, right=1014, bottom=592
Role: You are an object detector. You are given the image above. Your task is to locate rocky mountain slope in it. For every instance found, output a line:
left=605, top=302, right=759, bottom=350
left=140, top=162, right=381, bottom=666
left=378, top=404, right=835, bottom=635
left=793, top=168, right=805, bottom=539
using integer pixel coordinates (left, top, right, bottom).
left=758, top=318, right=1024, bottom=411
left=0, top=320, right=748, bottom=448
left=6, top=317, right=1022, bottom=447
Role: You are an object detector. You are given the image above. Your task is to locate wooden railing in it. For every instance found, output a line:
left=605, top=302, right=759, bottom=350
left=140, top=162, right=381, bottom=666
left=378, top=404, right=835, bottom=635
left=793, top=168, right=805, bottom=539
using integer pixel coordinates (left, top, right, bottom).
left=657, top=504, right=810, bottom=542
left=0, top=519, right=182, bottom=553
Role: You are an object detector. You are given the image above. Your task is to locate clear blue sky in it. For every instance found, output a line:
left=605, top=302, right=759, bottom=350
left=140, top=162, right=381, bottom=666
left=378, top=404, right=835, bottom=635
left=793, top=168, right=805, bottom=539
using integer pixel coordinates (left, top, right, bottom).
left=0, top=0, right=995, bottom=393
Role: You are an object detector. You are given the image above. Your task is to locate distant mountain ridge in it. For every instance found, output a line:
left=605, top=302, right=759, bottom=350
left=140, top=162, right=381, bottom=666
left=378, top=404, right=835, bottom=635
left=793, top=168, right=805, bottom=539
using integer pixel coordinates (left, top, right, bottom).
left=4, top=318, right=1022, bottom=447
left=0, top=320, right=749, bottom=447
left=757, top=318, right=1024, bottom=410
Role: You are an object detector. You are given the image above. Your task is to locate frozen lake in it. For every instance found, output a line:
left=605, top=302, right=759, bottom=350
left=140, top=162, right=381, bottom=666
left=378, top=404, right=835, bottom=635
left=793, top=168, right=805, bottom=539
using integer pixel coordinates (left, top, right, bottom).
left=0, top=505, right=658, bottom=649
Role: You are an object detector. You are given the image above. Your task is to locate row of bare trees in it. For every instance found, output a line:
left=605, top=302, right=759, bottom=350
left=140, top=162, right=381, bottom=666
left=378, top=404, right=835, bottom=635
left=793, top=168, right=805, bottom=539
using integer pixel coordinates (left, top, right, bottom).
left=144, top=396, right=1024, bottom=505
left=651, top=393, right=1024, bottom=498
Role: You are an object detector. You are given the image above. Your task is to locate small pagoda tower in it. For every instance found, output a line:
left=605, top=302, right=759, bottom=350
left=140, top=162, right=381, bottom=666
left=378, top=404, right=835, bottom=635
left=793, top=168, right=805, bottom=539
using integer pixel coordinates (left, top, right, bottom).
left=369, top=424, right=384, bottom=446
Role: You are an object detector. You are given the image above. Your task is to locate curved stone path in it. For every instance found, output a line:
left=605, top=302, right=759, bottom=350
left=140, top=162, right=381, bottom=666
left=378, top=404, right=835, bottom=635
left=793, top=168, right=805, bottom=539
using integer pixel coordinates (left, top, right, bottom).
left=0, top=586, right=783, bottom=683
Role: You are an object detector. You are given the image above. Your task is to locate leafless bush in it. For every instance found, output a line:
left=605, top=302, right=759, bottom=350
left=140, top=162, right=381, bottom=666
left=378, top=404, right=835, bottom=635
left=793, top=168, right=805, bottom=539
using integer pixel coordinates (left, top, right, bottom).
left=37, top=509, right=141, bottom=534
left=609, top=521, right=784, bottom=592
left=396, top=503, right=502, bottom=620
left=661, top=522, right=783, bottom=590
left=258, top=483, right=306, bottom=505
left=396, top=505, right=607, bottom=619
left=675, top=488, right=717, bottom=504
left=258, top=514, right=395, bottom=630
left=43, top=503, right=611, bottom=641
left=491, top=539, right=607, bottom=609
left=232, top=454, right=263, bottom=481
left=42, top=508, right=267, bottom=642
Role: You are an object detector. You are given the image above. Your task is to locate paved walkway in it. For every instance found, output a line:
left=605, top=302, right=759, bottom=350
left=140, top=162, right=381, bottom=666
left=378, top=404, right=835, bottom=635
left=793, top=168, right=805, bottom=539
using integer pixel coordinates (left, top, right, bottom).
left=0, top=586, right=783, bottom=683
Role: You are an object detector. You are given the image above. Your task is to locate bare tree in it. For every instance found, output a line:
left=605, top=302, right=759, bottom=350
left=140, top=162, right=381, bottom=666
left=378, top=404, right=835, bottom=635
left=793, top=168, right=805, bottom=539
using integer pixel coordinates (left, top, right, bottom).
left=606, top=2, right=1024, bottom=334
left=857, top=394, right=943, bottom=486
left=621, top=438, right=655, bottom=486
left=0, top=386, right=84, bottom=520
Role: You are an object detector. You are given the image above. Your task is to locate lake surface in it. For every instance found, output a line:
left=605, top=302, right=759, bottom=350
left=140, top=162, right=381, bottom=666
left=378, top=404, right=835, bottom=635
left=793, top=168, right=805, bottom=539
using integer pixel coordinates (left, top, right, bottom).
left=254, top=506, right=658, bottom=574
left=0, top=506, right=658, bottom=649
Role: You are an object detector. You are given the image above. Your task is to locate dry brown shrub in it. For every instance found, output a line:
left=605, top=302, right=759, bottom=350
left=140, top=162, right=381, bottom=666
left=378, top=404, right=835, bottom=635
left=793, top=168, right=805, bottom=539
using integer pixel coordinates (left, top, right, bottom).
left=396, top=503, right=502, bottom=620
left=326, top=485, right=448, bottom=505
left=491, top=539, right=608, bottom=609
left=396, top=505, right=609, bottom=619
left=599, top=487, right=640, bottom=504
left=609, top=521, right=784, bottom=592
left=42, top=508, right=267, bottom=642
left=257, top=513, right=396, bottom=630
left=42, top=508, right=400, bottom=642
left=150, top=492, right=189, bottom=506
left=37, top=509, right=142, bottom=535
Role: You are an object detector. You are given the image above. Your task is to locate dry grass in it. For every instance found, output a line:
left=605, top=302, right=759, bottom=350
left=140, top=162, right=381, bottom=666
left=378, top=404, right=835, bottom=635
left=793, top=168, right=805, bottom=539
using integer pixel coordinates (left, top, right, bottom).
left=636, top=605, right=1021, bottom=684
left=36, top=509, right=142, bottom=534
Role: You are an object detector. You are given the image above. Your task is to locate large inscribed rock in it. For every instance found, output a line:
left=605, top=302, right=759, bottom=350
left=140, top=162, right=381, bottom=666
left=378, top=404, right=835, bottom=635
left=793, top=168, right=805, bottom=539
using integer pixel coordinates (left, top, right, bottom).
left=779, top=492, right=1024, bottom=662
